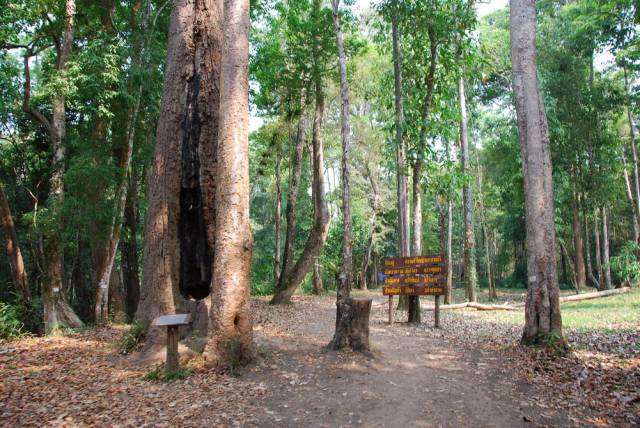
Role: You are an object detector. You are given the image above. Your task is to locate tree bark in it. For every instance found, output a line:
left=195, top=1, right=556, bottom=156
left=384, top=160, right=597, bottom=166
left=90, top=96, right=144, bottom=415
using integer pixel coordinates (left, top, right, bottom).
left=570, top=187, right=586, bottom=291
left=392, top=16, right=409, bottom=260
left=274, top=152, right=282, bottom=286
left=459, top=76, right=477, bottom=303
left=277, top=114, right=305, bottom=291
left=594, top=208, right=603, bottom=285
left=330, top=0, right=358, bottom=349
left=313, top=261, right=324, bottom=294
left=136, top=0, right=224, bottom=361
left=583, top=214, right=599, bottom=289
left=510, top=0, right=564, bottom=345
left=0, top=183, right=30, bottom=301
left=204, top=0, right=253, bottom=366
left=19, top=0, right=83, bottom=332
left=474, top=151, right=496, bottom=300
left=444, top=142, right=454, bottom=305
left=121, top=176, right=140, bottom=321
left=601, top=206, right=612, bottom=290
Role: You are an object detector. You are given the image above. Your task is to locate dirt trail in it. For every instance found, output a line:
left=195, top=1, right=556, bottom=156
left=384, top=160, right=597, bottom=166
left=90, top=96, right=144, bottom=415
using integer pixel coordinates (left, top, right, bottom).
left=247, top=294, right=573, bottom=428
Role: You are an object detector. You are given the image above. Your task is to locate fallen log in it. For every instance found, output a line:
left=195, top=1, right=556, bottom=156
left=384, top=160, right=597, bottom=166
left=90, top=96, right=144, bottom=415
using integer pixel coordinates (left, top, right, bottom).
left=434, top=287, right=632, bottom=311
left=558, top=287, right=631, bottom=303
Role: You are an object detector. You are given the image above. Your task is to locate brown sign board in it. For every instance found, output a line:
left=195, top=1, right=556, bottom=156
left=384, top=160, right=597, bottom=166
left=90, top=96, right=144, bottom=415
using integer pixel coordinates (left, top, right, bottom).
left=383, top=266, right=443, bottom=275
left=384, top=275, right=442, bottom=285
left=383, top=255, right=443, bottom=268
left=383, top=285, right=445, bottom=296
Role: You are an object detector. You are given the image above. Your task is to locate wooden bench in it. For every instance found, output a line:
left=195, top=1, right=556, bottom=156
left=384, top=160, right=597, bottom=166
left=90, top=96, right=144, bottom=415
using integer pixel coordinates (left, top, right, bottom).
left=152, top=313, right=192, bottom=373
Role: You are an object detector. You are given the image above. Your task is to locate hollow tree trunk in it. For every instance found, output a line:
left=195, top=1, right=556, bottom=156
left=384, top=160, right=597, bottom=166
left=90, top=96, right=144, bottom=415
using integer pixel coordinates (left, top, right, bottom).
left=459, top=76, right=477, bottom=303
left=204, top=0, right=253, bottom=366
left=0, top=183, right=30, bottom=301
left=136, top=0, right=223, bottom=361
left=510, top=0, right=563, bottom=345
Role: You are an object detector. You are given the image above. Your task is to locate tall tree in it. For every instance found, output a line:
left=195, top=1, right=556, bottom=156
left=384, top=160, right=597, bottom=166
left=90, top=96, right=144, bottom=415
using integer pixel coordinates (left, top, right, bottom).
left=510, top=0, right=564, bottom=345
left=329, top=0, right=355, bottom=350
left=0, top=183, right=30, bottom=301
left=205, top=0, right=254, bottom=365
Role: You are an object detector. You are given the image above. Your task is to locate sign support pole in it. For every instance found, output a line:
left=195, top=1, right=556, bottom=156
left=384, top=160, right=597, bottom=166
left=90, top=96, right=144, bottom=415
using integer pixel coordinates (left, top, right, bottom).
left=388, top=295, right=393, bottom=324
left=434, top=295, right=440, bottom=328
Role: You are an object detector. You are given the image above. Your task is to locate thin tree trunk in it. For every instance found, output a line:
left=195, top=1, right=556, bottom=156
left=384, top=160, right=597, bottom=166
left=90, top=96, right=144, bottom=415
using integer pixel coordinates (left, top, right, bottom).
left=277, top=114, right=305, bottom=289
left=274, top=152, right=282, bottom=286
left=623, top=66, right=640, bottom=234
left=570, top=188, right=586, bottom=291
left=392, top=16, right=409, bottom=260
left=594, top=208, right=603, bottom=286
left=330, top=0, right=357, bottom=349
left=459, top=76, right=477, bottom=302
left=359, top=166, right=379, bottom=290
left=510, top=0, right=563, bottom=345
left=622, top=150, right=640, bottom=241
left=474, top=152, right=496, bottom=300
left=583, top=214, right=599, bottom=289
left=19, top=0, right=83, bottom=332
left=0, top=183, right=30, bottom=301
left=205, top=0, right=253, bottom=366
left=601, top=206, right=612, bottom=290
left=270, top=73, right=330, bottom=303
left=313, top=261, right=324, bottom=294
left=121, top=177, right=140, bottom=321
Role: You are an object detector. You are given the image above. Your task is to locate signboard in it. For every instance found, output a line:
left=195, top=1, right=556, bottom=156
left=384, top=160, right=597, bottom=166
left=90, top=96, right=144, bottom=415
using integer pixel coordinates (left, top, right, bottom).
left=382, top=285, right=445, bottom=296
left=381, top=255, right=445, bottom=327
left=383, top=255, right=443, bottom=268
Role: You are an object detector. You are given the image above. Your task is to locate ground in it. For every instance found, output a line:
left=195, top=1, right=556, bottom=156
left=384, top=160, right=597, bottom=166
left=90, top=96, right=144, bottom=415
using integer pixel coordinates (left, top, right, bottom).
left=1, top=288, right=639, bottom=427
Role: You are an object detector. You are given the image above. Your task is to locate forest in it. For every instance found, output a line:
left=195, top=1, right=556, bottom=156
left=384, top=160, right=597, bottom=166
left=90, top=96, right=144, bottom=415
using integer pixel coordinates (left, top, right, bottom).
left=1, top=0, right=639, bottom=426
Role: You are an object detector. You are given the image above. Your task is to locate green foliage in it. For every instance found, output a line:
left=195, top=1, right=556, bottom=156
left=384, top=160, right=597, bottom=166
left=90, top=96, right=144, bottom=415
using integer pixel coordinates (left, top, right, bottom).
left=143, top=366, right=190, bottom=382
left=0, top=301, right=24, bottom=340
left=610, top=241, right=640, bottom=286
left=119, top=321, right=146, bottom=355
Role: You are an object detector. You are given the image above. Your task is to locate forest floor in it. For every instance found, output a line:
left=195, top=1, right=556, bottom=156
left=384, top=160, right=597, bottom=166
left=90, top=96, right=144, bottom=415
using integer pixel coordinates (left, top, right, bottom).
left=1, top=288, right=639, bottom=427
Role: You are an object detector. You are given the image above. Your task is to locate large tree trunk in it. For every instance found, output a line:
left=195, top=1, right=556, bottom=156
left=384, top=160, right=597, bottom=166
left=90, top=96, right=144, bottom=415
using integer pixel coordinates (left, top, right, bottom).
left=0, top=183, right=30, bottom=301
left=601, top=207, right=612, bottom=290
left=136, top=0, right=224, bottom=362
left=204, top=0, right=253, bottom=366
left=571, top=187, right=586, bottom=291
left=459, top=76, right=477, bottom=303
left=510, top=0, right=564, bottom=345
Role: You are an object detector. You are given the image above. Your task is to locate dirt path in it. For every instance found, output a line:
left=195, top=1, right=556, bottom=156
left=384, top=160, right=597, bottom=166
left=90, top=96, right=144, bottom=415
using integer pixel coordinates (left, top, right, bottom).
left=247, top=294, right=574, bottom=428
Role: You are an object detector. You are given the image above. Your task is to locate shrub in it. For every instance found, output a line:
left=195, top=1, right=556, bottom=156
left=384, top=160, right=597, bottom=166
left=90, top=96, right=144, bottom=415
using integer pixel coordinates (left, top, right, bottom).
left=0, top=302, right=24, bottom=340
left=610, top=241, right=640, bottom=287
left=119, top=321, right=146, bottom=355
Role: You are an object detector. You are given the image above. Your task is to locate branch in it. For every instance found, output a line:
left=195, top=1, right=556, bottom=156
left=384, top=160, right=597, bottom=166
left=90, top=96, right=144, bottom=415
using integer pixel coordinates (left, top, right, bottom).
left=21, top=48, right=56, bottom=140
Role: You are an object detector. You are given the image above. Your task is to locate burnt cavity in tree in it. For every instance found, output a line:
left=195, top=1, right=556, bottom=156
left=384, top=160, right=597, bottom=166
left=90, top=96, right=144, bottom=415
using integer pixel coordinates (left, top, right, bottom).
left=178, top=73, right=211, bottom=301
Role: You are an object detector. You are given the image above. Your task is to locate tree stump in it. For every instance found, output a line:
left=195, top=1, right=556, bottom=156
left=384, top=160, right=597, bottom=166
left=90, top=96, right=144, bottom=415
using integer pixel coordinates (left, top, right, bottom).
left=329, top=297, right=372, bottom=353
left=348, top=298, right=372, bottom=352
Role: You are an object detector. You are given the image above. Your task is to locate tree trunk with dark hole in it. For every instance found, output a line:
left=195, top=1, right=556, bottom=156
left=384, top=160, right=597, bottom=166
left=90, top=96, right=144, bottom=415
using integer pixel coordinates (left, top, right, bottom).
left=0, top=183, right=30, bottom=301
left=136, top=0, right=224, bottom=359
left=510, top=0, right=564, bottom=345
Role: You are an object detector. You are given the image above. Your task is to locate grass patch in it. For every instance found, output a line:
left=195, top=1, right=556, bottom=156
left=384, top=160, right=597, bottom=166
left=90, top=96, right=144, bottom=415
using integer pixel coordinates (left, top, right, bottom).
left=143, top=366, right=191, bottom=382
